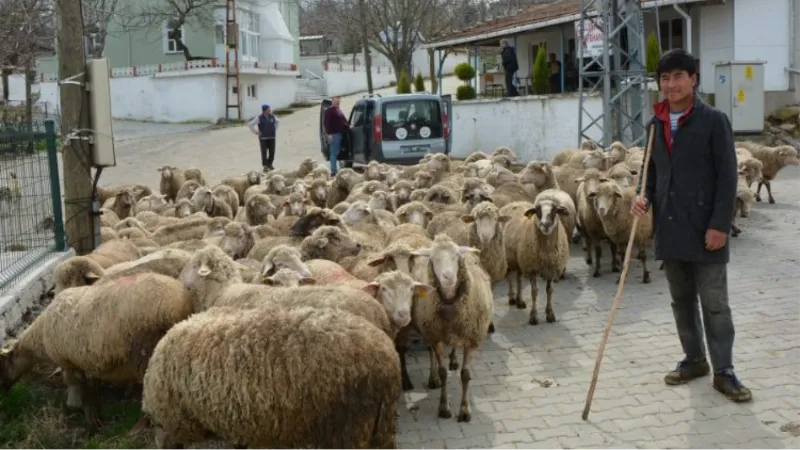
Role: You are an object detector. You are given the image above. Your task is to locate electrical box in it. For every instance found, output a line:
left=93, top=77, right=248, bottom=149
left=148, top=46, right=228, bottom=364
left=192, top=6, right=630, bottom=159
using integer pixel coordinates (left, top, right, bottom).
left=87, top=58, right=117, bottom=167
left=713, top=60, right=765, bottom=133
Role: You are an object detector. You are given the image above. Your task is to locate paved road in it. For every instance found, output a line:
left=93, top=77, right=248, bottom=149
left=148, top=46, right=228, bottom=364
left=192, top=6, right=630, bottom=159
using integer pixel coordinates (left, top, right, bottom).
left=96, top=79, right=800, bottom=448
left=99, top=76, right=463, bottom=189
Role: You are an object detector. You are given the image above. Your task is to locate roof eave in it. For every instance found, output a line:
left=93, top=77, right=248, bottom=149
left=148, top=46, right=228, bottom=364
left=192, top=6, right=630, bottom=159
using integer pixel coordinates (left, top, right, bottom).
left=423, top=0, right=708, bottom=50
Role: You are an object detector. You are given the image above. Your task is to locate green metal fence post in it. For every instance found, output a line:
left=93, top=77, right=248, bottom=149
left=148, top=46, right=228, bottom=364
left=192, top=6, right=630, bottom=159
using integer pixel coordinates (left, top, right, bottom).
left=45, top=120, right=66, bottom=251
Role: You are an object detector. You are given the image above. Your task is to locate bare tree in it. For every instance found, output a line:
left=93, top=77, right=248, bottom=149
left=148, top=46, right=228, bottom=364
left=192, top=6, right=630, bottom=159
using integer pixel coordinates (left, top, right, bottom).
left=0, top=0, right=55, bottom=103
left=126, top=0, right=218, bottom=61
left=81, top=0, right=132, bottom=59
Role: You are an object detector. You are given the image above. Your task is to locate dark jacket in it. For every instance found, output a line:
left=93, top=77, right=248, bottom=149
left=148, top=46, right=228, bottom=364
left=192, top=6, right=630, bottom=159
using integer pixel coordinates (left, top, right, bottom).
left=324, top=106, right=349, bottom=134
left=636, top=96, right=738, bottom=264
left=258, top=114, right=277, bottom=138
left=501, top=46, right=518, bottom=73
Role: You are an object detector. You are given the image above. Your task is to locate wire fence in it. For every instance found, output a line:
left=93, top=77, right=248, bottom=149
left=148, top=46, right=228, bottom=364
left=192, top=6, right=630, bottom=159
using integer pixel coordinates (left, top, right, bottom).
left=0, top=119, right=66, bottom=294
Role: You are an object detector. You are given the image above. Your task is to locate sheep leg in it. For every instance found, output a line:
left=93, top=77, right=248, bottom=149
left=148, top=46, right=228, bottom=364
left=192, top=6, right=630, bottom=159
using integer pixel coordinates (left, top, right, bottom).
left=765, top=181, right=775, bottom=204
left=457, top=347, right=475, bottom=423
left=432, top=342, right=452, bottom=419
left=506, top=272, right=517, bottom=306
left=755, top=181, right=763, bottom=201
left=592, top=244, right=603, bottom=277
left=81, top=376, right=104, bottom=435
left=528, top=273, right=539, bottom=325
left=515, top=271, right=526, bottom=309
left=426, top=346, right=442, bottom=389
left=609, top=241, right=620, bottom=272
left=63, top=369, right=84, bottom=411
left=448, top=348, right=459, bottom=371
left=154, top=426, right=184, bottom=449
left=398, top=344, right=414, bottom=391
left=487, top=322, right=495, bottom=334
left=584, top=235, right=593, bottom=266
left=639, top=247, right=651, bottom=284
left=545, top=279, right=556, bottom=323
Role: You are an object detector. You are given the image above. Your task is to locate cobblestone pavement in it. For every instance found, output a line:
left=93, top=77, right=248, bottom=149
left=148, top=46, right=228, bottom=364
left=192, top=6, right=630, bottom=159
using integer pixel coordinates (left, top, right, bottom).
left=99, top=79, right=799, bottom=448
left=99, top=76, right=462, bottom=189
left=398, top=166, right=800, bottom=449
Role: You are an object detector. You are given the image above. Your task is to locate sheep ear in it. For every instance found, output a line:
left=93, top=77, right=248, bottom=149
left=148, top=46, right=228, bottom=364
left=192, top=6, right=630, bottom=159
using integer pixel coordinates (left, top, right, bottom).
left=599, top=177, right=610, bottom=182
left=524, top=208, right=537, bottom=219
left=575, top=177, right=585, bottom=183
left=498, top=215, right=511, bottom=223
left=613, top=190, right=623, bottom=198
left=738, top=168, right=747, bottom=175
left=303, top=199, right=313, bottom=205
left=411, top=247, right=431, bottom=257
left=315, top=237, right=329, bottom=248
left=630, top=170, right=638, bottom=176
left=461, top=215, right=474, bottom=223
left=263, top=277, right=277, bottom=286
left=299, top=277, right=316, bottom=285
left=413, top=282, right=432, bottom=299
left=84, top=271, right=101, bottom=284
left=425, top=210, right=434, bottom=220
left=197, top=264, right=211, bottom=277
left=261, top=261, right=274, bottom=276
left=367, top=256, right=387, bottom=267
left=556, top=206, right=569, bottom=216
left=457, top=246, right=478, bottom=256
left=361, top=282, right=380, bottom=297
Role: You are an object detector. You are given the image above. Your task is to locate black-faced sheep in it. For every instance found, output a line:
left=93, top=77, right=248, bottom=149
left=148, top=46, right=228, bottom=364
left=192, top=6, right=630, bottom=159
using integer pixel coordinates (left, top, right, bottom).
left=157, top=165, right=186, bottom=203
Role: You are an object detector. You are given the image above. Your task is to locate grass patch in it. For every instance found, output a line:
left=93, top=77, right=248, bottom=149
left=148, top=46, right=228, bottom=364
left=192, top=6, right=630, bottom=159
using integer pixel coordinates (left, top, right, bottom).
left=0, top=373, right=153, bottom=449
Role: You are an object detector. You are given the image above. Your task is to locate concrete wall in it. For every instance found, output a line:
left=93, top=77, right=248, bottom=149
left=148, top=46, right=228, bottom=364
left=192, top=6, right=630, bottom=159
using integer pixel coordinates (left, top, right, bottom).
left=322, top=62, right=396, bottom=97
left=450, top=94, right=604, bottom=162
left=15, top=63, right=299, bottom=123
left=298, top=48, right=469, bottom=80
left=698, top=1, right=735, bottom=94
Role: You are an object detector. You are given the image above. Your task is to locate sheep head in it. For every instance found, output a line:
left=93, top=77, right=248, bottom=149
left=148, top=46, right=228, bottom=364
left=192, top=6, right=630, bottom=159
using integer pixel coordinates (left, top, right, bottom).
left=310, top=165, right=331, bottom=181
left=490, top=154, right=513, bottom=169
left=53, top=256, right=104, bottom=293
left=738, top=158, right=763, bottom=183
left=219, top=222, right=256, bottom=259
left=369, top=190, right=392, bottom=211
left=413, top=171, right=434, bottom=189
left=331, top=202, right=350, bottom=215
left=366, top=241, right=414, bottom=275
left=520, top=161, right=553, bottom=187
left=395, top=201, right=433, bottom=227
left=361, top=180, right=387, bottom=196
left=156, top=165, right=178, bottom=179
left=580, top=139, right=601, bottom=151
left=576, top=168, right=605, bottom=195
left=334, top=168, right=360, bottom=189
left=606, top=165, right=637, bottom=188
left=411, top=234, right=477, bottom=300
left=261, top=268, right=316, bottom=287
left=266, top=174, right=287, bottom=194
left=190, top=187, right=214, bottom=210
left=300, top=225, right=361, bottom=260
left=115, top=190, right=136, bottom=209
left=461, top=178, right=493, bottom=202
left=288, top=207, right=344, bottom=237
left=425, top=185, right=457, bottom=204
left=0, top=339, right=31, bottom=395
left=464, top=151, right=488, bottom=164
left=390, top=180, right=413, bottom=203
left=203, top=216, right=232, bottom=238
left=342, top=200, right=377, bottom=226
left=261, top=244, right=311, bottom=278
left=246, top=193, right=277, bottom=219
left=310, top=179, right=328, bottom=204
left=524, top=199, right=569, bottom=236
left=246, top=171, right=262, bottom=186
left=179, top=245, right=247, bottom=294
left=492, top=146, right=517, bottom=163
left=774, top=145, right=800, bottom=167
left=426, top=153, right=451, bottom=172
left=174, top=198, right=193, bottom=218
left=361, top=270, right=431, bottom=328
left=582, top=150, right=611, bottom=170
left=383, top=168, right=402, bottom=187
left=591, top=180, right=624, bottom=218
left=282, top=192, right=311, bottom=217
left=290, top=181, right=308, bottom=196
left=365, top=161, right=383, bottom=180
left=607, top=141, right=628, bottom=164
left=461, top=201, right=510, bottom=244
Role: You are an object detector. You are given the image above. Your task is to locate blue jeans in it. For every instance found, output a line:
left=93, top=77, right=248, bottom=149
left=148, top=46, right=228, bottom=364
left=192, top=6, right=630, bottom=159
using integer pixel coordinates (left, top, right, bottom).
left=329, top=133, right=342, bottom=175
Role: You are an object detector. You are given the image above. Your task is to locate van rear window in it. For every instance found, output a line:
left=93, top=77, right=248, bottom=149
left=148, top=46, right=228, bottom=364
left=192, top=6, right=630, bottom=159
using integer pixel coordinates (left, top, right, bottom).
left=381, top=100, right=443, bottom=141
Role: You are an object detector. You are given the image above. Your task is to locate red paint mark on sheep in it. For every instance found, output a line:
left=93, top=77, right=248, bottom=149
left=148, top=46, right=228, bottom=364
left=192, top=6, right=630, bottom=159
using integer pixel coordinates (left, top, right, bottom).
left=118, top=274, right=140, bottom=285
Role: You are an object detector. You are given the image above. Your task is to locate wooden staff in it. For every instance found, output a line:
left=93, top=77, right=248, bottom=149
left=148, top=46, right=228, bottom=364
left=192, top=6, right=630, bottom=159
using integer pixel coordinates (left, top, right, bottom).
left=581, top=123, right=656, bottom=421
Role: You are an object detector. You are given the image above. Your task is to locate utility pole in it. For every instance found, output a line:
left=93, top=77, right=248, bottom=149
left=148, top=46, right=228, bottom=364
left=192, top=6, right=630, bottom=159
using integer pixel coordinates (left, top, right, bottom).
left=56, top=0, right=95, bottom=255
left=358, top=0, right=373, bottom=93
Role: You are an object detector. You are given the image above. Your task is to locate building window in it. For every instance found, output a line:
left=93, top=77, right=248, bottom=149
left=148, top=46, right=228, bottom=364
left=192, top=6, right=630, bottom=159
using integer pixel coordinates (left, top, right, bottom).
left=215, top=24, right=224, bottom=45
left=237, top=8, right=260, bottom=61
left=247, top=84, right=257, bottom=98
left=659, top=18, right=684, bottom=51
left=163, top=19, right=185, bottom=54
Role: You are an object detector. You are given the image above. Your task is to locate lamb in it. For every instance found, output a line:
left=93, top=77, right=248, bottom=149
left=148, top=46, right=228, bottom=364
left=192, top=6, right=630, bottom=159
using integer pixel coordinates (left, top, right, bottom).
left=157, top=165, right=186, bottom=203
left=576, top=169, right=619, bottom=277
left=221, top=170, right=262, bottom=205
left=745, top=144, right=799, bottom=204
left=306, top=165, right=331, bottom=181
left=191, top=187, right=233, bottom=219
left=502, top=195, right=570, bottom=325
left=519, top=161, right=559, bottom=192
left=607, top=141, right=629, bottom=165
left=409, top=234, right=494, bottom=422
left=535, top=188, right=577, bottom=247
left=441, top=201, right=510, bottom=282
left=551, top=140, right=602, bottom=166
left=346, top=180, right=392, bottom=203
left=592, top=180, right=654, bottom=284
left=182, top=167, right=206, bottom=185
left=731, top=167, right=757, bottom=237
left=141, top=305, right=400, bottom=449
left=0, top=272, right=192, bottom=431
left=151, top=216, right=215, bottom=246
left=235, top=192, right=276, bottom=225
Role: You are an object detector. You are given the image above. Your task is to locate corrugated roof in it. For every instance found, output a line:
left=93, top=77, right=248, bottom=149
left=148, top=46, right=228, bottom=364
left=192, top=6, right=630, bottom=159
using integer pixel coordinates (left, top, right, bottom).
left=429, top=0, right=580, bottom=46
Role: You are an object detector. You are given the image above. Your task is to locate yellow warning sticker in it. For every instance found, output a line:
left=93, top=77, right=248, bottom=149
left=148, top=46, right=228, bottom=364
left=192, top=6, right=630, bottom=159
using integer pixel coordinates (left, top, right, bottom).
left=745, top=66, right=753, bottom=80
left=737, top=89, right=746, bottom=103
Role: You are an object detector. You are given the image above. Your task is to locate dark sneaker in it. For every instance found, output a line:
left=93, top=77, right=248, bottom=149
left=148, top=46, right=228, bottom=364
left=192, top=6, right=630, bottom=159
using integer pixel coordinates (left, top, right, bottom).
left=664, top=358, right=711, bottom=385
left=263, top=165, right=269, bottom=172
left=713, top=370, right=753, bottom=402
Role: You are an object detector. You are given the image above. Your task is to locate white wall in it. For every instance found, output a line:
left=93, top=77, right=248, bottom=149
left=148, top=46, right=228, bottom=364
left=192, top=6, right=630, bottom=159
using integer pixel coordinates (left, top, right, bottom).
left=2, top=75, right=30, bottom=103
left=698, top=2, right=735, bottom=94
left=322, top=63, right=395, bottom=97
left=793, top=0, right=800, bottom=101
left=298, top=47, right=469, bottom=80
left=450, top=94, right=604, bottom=162
left=21, top=69, right=298, bottom=123
left=733, top=0, right=790, bottom=91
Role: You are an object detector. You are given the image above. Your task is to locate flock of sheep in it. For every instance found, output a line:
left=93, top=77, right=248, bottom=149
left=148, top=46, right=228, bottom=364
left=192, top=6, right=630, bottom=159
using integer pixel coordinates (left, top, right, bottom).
left=0, top=138, right=797, bottom=448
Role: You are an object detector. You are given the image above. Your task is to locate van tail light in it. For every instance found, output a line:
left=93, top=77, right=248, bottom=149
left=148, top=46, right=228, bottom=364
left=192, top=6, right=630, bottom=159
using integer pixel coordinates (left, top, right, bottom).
left=373, top=114, right=382, bottom=142
left=442, top=109, right=449, bottom=138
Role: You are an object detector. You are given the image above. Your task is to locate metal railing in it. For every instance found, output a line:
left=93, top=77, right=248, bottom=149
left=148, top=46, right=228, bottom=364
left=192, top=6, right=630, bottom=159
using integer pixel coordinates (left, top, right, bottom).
left=0, top=119, right=66, bottom=294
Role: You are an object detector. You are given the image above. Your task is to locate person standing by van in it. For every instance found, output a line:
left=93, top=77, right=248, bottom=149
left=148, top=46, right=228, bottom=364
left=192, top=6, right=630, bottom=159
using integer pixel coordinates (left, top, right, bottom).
left=248, top=104, right=280, bottom=172
left=323, top=96, right=349, bottom=176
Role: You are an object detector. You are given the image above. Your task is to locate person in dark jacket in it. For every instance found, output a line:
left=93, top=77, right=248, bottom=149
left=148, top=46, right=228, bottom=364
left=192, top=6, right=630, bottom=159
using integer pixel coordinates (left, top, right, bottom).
left=631, top=49, right=750, bottom=403
left=323, top=96, right=349, bottom=176
left=500, top=40, right=519, bottom=97
left=248, top=104, right=281, bottom=172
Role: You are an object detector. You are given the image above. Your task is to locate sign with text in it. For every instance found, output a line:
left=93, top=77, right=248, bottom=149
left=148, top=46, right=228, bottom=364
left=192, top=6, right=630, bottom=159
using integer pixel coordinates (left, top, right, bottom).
left=574, top=18, right=614, bottom=58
